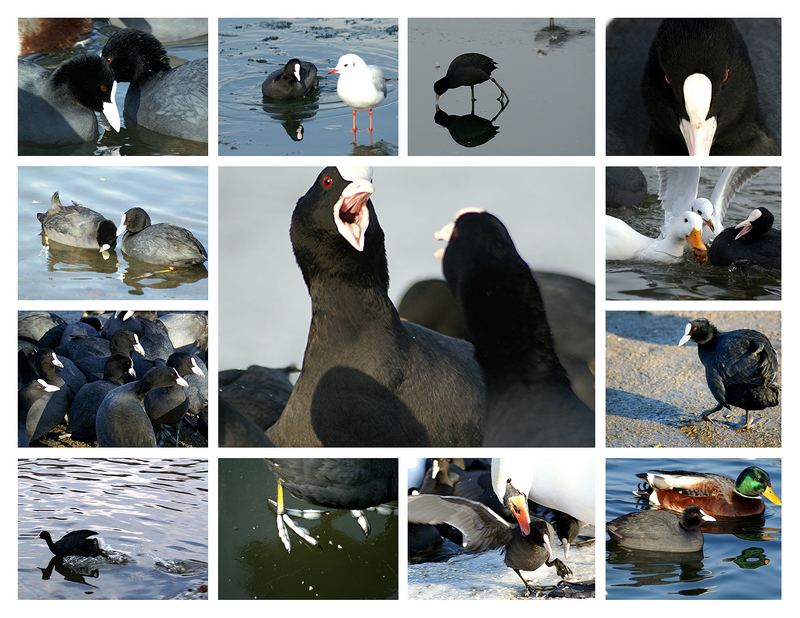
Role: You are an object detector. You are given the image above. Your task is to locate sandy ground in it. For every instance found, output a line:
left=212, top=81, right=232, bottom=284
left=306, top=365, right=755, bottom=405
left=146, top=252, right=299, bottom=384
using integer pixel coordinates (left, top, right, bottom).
left=408, top=538, right=594, bottom=600
left=606, top=311, right=781, bottom=448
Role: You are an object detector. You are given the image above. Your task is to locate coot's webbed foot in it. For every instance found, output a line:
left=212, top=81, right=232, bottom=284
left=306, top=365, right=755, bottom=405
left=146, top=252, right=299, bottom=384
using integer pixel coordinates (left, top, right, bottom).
left=701, top=404, right=724, bottom=422
left=547, top=557, right=573, bottom=579
left=269, top=481, right=325, bottom=553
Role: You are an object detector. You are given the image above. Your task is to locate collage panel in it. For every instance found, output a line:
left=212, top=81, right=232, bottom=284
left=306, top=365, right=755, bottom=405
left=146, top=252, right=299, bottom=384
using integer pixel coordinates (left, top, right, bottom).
left=218, top=458, right=398, bottom=600
left=606, top=310, right=781, bottom=448
left=408, top=18, right=595, bottom=155
left=18, top=18, right=208, bottom=156
left=18, top=310, right=209, bottom=448
left=218, top=166, right=595, bottom=447
left=18, top=166, right=209, bottom=301
left=606, top=18, right=781, bottom=156
left=606, top=166, right=781, bottom=300
left=407, top=455, right=594, bottom=599
left=606, top=457, right=781, bottom=600
left=218, top=18, right=398, bottom=156
left=18, top=457, right=208, bottom=599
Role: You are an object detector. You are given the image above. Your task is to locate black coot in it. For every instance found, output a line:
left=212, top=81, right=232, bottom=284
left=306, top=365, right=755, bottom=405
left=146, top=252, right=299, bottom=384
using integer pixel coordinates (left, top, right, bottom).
left=434, top=53, right=509, bottom=104
left=39, top=530, right=105, bottom=557
left=408, top=481, right=571, bottom=596
left=37, top=192, right=117, bottom=252
left=441, top=211, right=594, bottom=447
left=262, top=59, right=318, bottom=99
left=266, top=167, right=484, bottom=447
left=18, top=311, right=67, bottom=347
left=117, top=207, right=207, bottom=267
left=641, top=18, right=778, bottom=155
left=69, top=355, right=135, bottom=442
left=18, top=55, right=119, bottom=145
left=219, top=399, right=272, bottom=447
left=678, top=317, right=780, bottom=427
left=219, top=365, right=294, bottom=433
left=708, top=207, right=781, bottom=269
left=73, top=329, right=145, bottom=381
left=144, top=352, right=206, bottom=444
left=102, top=29, right=208, bottom=143
left=607, top=505, right=711, bottom=552
left=95, top=366, right=188, bottom=447
left=19, top=348, right=73, bottom=444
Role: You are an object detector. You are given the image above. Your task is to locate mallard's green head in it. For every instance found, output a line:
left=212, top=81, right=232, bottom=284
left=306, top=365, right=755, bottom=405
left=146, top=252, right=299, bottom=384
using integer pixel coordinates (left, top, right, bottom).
left=736, top=467, right=781, bottom=505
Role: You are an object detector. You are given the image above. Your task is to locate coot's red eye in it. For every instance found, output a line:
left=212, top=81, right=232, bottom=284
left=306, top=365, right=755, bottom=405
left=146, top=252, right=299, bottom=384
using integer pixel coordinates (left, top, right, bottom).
left=322, top=175, right=333, bottom=188
left=721, top=68, right=730, bottom=85
left=664, top=74, right=671, bottom=85
left=100, top=84, right=108, bottom=93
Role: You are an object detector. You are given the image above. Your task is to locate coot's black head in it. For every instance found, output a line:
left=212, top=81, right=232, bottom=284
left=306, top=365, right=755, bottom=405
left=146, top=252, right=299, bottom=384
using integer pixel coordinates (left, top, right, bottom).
left=110, top=330, right=145, bottom=357
left=102, top=28, right=170, bottom=83
left=34, top=348, right=64, bottom=382
left=117, top=207, right=152, bottom=235
left=141, top=366, right=189, bottom=392
left=50, top=55, right=120, bottom=130
left=38, top=531, right=51, bottom=541
left=503, top=479, right=531, bottom=537
left=167, top=352, right=205, bottom=378
left=678, top=317, right=718, bottom=346
left=528, top=518, right=554, bottom=559
left=434, top=76, right=450, bottom=97
left=282, top=58, right=302, bottom=82
left=97, top=219, right=118, bottom=251
left=103, top=354, right=136, bottom=383
left=680, top=505, right=714, bottom=530
left=734, top=207, right=774, bottom=240
left=645, top=18, right=754, bottom=155
left=290, top=167, right=388, bottom=291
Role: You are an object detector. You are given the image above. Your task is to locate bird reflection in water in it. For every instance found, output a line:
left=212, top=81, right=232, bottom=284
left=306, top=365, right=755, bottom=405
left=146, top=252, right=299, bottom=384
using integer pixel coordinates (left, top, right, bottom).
left=724, top=547, right=770, bottom=570
left=433, top=97, right=509, bottom=148
left=42, top=238, right=119, bottom=274
left=118, top=258, right=208, bottom=296
left=534, top=18, right=590, bottom=55
left=261, top=96, right=320, bottom=142
left=606, top=546, right=712, bottom=590
left=39, top=556, right=100, bottom=589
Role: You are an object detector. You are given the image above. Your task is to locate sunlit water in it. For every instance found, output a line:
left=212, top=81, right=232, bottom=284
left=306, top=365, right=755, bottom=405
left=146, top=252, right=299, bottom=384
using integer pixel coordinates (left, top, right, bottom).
left=606, top=167, right=782, bottom=300
left=19, top=166, right=208, bottom=300
left=18, top=20, right=207, bottom=156
left=218, top=459, right=398, bottom=599
left=409, top=18, right=594, bottom=155
left=18, top=458, right=208, bottom=599
left=219, top=18, right=398, bottom=156
left=606, top=458, right=781, bottom=600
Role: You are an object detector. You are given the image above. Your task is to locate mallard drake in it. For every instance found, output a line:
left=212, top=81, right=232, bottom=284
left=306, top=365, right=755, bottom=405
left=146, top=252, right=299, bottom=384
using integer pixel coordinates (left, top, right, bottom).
left=636, top=466, right=781, bottom=518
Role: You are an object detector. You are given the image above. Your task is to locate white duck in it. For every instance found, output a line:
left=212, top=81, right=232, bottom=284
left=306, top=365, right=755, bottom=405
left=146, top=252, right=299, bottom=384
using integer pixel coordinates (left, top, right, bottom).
left=328, top=53, right=387, bottom=133
left=658, top=166, right=764, bottom=243
left=606, top=210, right=706, bottom=263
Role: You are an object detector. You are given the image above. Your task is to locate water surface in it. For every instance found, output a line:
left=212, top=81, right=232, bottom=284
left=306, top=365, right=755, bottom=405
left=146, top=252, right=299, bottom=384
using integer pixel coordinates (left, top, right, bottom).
left=219, top=18, right=398, bottom=156
left=18, top=458, right=208, bottom=599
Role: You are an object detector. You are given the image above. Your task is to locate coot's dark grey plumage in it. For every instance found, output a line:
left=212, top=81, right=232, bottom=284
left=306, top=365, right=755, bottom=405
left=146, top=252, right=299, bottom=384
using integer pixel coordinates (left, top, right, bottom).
left=606, top=505, right=711, bottom=552
left=144, top=352, right=205, bottom=430
left=408, top=481, right=571, bottom=596
left=157, top=311, right=208, bottom=350
left=18, top=311, right=67, bottom=346
left=73, top=329, right=144, bottom=382
left=440, top=211, right=593, bottom=447
left=678, top=317, right=779, bottom=427
left=434, top=53, right=509, bottom=104
left=219, top=365, right=294, bottom=433
left=39, top=530, right=104, bottom=557
left=69, top=355, right=135, bottom=442
left=219, top=399, right=272, bottom=447
left=641, top=19, right=778, bottom=155
left=117, top=207, right=207, bottom=267
left=262, top=59, right=318, bottom=99
left=708, top=207, right=781, bottom=269
left=18, top=55, right=120, bottom=145
left=102, top=29, right=208, bottom=143
left=266, top=167, right=484, bottom=447
left=95, top=366, right=187, bottom=447
left=19, top=351, right=72, bottom=444
left=37, top=192, right=117, bottom=252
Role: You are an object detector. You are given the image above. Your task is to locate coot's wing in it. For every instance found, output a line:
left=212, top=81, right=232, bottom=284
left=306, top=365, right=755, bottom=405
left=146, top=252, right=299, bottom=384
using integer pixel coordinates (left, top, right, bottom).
left=709, top=167, right=764, bottom=227
left=714, top=331, right=778, bottom=387
left=60, top=530, right=99, bottom=542
left=658, top=167, right=700, bottom=231
left=408, top=494, right=513, bottom=552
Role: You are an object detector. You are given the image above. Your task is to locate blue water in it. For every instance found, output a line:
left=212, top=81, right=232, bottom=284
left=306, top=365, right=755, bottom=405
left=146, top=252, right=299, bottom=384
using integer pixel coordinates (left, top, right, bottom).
left=18, top=19, right=207, bottom=156
left=18, top=166, right=208, bottom=300
left=606, top=458, right=781, bottom=599
left=219, top=18, right=398, bottom=156
left=218, top=459, right=398, bottom=599
left=18, top=458, right=208, bottom=600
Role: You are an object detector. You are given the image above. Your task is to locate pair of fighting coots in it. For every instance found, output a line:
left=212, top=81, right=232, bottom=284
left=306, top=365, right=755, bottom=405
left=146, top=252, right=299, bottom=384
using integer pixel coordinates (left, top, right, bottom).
left=222, top=167, right=593, bottom=448
left=19, top=310, right=208, bottom=447
left=37, top=191, right=207, bottom=267
left=608, top=18, right=779, bottom=155
left=18, top=28, right=208, bottom=145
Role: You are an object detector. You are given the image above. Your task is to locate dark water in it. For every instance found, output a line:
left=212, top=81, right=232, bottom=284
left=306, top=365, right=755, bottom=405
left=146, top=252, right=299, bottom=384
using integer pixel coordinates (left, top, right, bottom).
left=18, top=20, right=207, bottom=156
left=18, top=166, right=208, bottom=300
left=606, top=167, right=782, bottom=300
left=218, top=459, right=398, bottom=599
left=219, top=18, right=398, bottom=156
left=18, top=458, right=208, bottom=600
left=409, top=18, right=594, bottom=155
left=606, top=458, right=781, bottom=600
